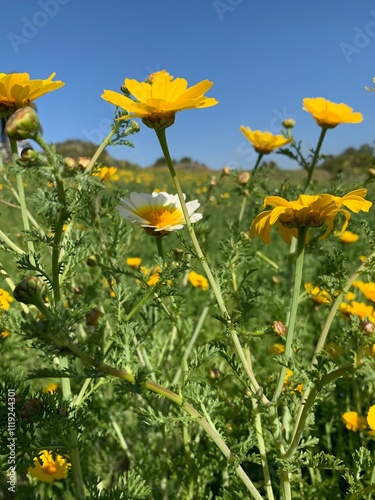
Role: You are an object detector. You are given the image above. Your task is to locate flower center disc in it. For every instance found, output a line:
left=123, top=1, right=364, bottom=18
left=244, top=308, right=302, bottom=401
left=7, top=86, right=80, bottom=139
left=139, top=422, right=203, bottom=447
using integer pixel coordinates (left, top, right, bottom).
left=140, top=206, right=183, bottom=228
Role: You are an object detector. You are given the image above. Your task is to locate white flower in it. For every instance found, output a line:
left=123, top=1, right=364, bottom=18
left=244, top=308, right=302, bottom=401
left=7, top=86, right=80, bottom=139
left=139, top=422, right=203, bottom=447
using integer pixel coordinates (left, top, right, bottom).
left=117, top=192, right=203, bottom=235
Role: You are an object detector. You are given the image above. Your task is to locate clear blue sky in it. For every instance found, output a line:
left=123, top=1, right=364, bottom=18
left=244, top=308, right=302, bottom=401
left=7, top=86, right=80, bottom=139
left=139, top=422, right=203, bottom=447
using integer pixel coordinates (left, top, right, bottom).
left=4, top=0, right=375, bottom=170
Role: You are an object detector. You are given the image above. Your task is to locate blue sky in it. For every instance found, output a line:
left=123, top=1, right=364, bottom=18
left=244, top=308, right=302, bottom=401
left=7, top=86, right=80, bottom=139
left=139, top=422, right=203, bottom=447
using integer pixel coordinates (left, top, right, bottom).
left=3, top=0, right=375, bottom=171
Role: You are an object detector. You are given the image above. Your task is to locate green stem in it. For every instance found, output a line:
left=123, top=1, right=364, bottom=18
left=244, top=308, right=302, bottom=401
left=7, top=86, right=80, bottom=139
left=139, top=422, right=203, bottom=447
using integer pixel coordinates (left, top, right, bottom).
left=312, top=248, right=375, bottom=363
left=272, top=227, right=307, bottom=402
left=302, top=127, right=327, bottom=192
left=44, top=331, right=262, bottom=499
left=154, top=128, right=265, bottom=401
left=252, top=153, right=264, bottom=176
left=238, top=153, right=263, bottom=224
left=85, top=127, right=117, bottom=174
left=155, top=234, right=165, bottom=260
left=9, top=138, right=35, bottom=259
left=282, top=364, right=354, bottom=459
left=59, top=357, right=86, bottom=499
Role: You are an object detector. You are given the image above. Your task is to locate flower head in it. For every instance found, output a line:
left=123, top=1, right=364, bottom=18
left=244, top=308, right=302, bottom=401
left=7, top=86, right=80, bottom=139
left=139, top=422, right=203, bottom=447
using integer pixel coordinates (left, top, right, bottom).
left=43, top=383, right=60, bottom=394
left=117, top=192, right=202, bottom=236
left=342, top=411, right=367, bottom=432
left=353, top=280, right=375, bottom=302
left=240, top=126, right=292, bottom=154
left=188, top=271, right=209, bottom=291
left=304, top=283, right=331, bottom=304
left=0, top=288, right=13, bottom=310
left=93, top=166, right=119, bottom=182
left=28, top=450, right=70, bottom=483
left=368, top=405, right=375, bottom=430
left=126, top=257, right=142, bottom=269
left=303, top=97, right=363, bottom=129
left=250, top=190, right=372, bottom=244
left=0, top=72, right=64, bottom=117
left=102, top=70, right=217, bottom=129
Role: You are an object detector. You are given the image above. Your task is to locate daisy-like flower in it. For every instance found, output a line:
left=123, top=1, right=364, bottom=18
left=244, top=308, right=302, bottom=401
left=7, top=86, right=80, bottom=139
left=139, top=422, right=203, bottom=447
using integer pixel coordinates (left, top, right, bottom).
left=188, top=271, right=209, bottom=291
left=339, top=300, right=375, bottom=323
left=43, top=383, right=60, bottom=394
left=239, top=126, right=292, bottom=154
left=93, top=166, right=119, bottom=182
left=302, top=97, right=363, bottom=129
left=28, top=450, right=70, bottom=483
left=0, top=72, right=65, bottom=117
left=250, top=190, right=372, bottom=244
left=0, top=289, right=13, bottom=310
left=353, top=280, right=375, bottom=302
left=126, top=257, right=142, bottom=269
left=368, top=405, right=375, bottom=430
left=342, top=411, right=367, bottom=432
left=102, top=69, right=217, bottom=129
left=304, top=283, right=331, bottom=304
left=117, top=192, right=203, bottom=236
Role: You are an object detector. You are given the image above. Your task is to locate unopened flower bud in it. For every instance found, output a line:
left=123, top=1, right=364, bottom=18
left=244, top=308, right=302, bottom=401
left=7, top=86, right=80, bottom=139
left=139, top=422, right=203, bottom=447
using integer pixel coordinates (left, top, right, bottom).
left=172, top=248, right=184, bottom=261
left=21, top=398, right=44, bottom=424
left=86, top=254, right=99, bottom=267
left=237, top=171, right=250, bottom=185
left=13, top=276, right=46, bottom=306
left=222, top=166, right=231, bottom=176
left=73, top=285, right=84, bottom=295
left=361, top=321, right=375, bottom=335
left=131, top=121, right=140, bottom=132
left=210, top=367, right=221, bottom=379
left=282, top=118, right=296, bottom=129
left=272, top=321, right=287, bottom=336
left=368, top=168, right=375, bottom=178
left=86, top=307, right=104, bottom=326
left=5, top=106, right=40, bottom=140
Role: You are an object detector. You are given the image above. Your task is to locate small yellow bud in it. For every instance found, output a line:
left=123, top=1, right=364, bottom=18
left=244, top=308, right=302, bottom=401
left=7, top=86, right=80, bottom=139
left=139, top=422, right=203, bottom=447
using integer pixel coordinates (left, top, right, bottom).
left=282, top=118, right=296, bottom=129
left=237, top=171, right=250, bottom=185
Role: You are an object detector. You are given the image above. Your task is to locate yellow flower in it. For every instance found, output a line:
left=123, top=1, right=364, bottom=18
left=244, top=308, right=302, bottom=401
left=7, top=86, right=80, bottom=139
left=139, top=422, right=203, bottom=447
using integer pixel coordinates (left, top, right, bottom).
left=239, top=126, right=292, bottom=154
left=270, top=343, right=285, bottom=355
left=126, top=257, right=142, bottom=269
left=141, top=266, right=162, bottom=286
left=93, top=166, right=119, bottom=182
left=353, top=280, right=375, bottom=302
left=0, top=72, right=64, bottom=117
left=250, top=190, right=371, bottom=244
left=188, top=271, right=209, bottom=291
left=117, top=192, right=202, bottom=236
left=340, top=300, right=375, bottom=322
left=0, top=289, right=13, bottom=310
left=1, top=330, right=9, bottom=339
left=28, top=450, right=70, bottom=483
left=102, top=69, right=217, bottom=129
left=283, top=368, right=303, bottom=394
left=302, top=97, right=363, bottom=129
left=337, top=230, right=359, bottom=243
left=342, top=411, right=368, bottom=431
left=304, top=283, right=331, bottom=304
left=43, top=383, right=60, bottom=394
left=368, top=405, right=375, bottom=430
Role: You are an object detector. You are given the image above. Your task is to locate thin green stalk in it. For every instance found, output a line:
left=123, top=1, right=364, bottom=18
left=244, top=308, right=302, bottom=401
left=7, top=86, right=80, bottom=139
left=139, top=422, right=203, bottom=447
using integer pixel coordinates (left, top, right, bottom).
left=43, top=330, right=263, bottom=499
left=312, top=249, right=375, bottom=363
left=59, top=357, right=86, bottom=499
left=238, top=153, right=263, bottom=224
left=154, top=128, right=266, bottom=401
left=272, top=227, right=307, bottom=402
left=172, top=304, right=210, bottom=385
left=155, top=234, right=165, bottom=260
left=9, top=138, right=35, bottom=259
left=246, top=346, right=275, bottom=500
left=302, top=127, right=327, bottom=192
left=85, top=127, right=117, bottom=174
left=282, top=364, right=354, bottom=459
left=0, top=228, right=25, bottom=255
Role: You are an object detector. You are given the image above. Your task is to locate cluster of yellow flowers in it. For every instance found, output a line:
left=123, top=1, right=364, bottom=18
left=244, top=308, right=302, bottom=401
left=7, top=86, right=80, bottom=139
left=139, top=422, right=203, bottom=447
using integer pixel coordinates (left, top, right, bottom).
left=342, top=405, right=375, bottom=434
